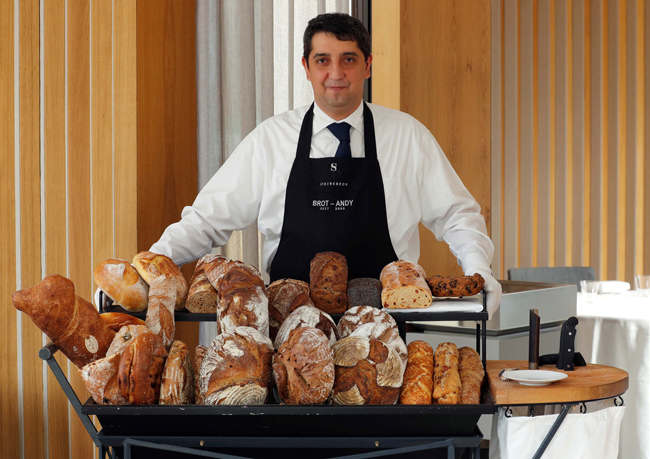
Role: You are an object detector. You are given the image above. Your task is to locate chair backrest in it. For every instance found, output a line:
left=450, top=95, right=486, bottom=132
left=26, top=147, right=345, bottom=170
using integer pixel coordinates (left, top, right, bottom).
left=507, top=266, right=595, bottom=289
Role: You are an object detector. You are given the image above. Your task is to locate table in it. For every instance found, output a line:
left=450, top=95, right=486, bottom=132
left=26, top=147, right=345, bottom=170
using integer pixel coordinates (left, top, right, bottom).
left=576, top=292, right=650, bottom=459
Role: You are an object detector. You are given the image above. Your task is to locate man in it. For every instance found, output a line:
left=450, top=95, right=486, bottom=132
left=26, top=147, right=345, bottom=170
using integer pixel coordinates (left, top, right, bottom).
left=151, top=13, right=501, bottom=316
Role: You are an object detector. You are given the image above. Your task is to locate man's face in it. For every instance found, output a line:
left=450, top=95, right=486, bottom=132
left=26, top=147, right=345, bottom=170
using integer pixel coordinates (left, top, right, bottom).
left=302, top=32, right=371, bottom=120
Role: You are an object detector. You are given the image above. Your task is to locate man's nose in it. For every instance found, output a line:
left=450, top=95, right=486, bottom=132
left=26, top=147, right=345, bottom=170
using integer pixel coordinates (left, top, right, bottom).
left=329, top=61, right=344, bottom=79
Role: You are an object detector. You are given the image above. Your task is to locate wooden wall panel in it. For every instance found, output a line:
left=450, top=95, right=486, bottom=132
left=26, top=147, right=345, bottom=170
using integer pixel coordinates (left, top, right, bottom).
left=370, top=0, right=400, bottom=110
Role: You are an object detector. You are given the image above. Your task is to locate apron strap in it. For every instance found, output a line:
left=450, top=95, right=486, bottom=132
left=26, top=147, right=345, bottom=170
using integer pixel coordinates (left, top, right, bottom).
left=296, top=104, right=315, bottom=160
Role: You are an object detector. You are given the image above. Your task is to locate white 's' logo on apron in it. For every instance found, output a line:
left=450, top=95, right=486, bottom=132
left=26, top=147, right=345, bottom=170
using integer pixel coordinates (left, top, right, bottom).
left=330, top=162, right=337, bottom=172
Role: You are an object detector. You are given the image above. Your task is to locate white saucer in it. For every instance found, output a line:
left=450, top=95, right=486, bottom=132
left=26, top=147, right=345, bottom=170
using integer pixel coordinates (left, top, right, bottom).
left=502, top=369, right=568, bottom=386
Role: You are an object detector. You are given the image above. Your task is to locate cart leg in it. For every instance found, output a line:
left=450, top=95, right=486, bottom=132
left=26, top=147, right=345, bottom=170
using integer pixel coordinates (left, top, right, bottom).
left=532, top=403, right=573, bottom=459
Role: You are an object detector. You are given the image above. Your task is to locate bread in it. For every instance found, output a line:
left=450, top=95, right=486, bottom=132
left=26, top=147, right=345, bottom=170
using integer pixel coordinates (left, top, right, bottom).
left=159, top=340, right=193, bottom=405
left=132, top=251, right=188, bottom=310
left=200, top=326, right=273, bottom=405
left=93, top=259, right=148, bottom=312
left=332, top=336, right=402, bottom=405
left=267, top=279, right=314, bottom=340
left=185, top=255, right=219, bottom=313
left=216, top=261, right=269, bottom=336
left=458, top=346, right=484, bottom=404
left=117, top=330, right=168, bottom=404
left=347, top=278, right=383, bottom=309
left=427, top=274, right=485, bottom=297
left=144, top=278, right=177, bottom=348
left=273, top=327, right=334, bottom=405
left=81, top=352, right=127, bottom=405
left=192, top=345, right=207, bottom=404
left=380, top=260, right=432, bottom=309
left=433, top=342, right=461, bottom=405
left=12, top=274, right=115, bottom=368
left=310, top=251, right=348, bottom=314
left=399, top=341, right=434, bottom=404
left=203, top=256, right=235, bottom=290
left=274, top=305, right=338, bottom=349
left=106, top=325, right=150, bottom=357
left=100, top=312, right=145, bottom=333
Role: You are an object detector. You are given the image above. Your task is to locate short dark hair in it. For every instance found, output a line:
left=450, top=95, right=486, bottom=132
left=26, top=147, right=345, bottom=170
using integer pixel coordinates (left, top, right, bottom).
left=303, top=13, right=371, bottom=63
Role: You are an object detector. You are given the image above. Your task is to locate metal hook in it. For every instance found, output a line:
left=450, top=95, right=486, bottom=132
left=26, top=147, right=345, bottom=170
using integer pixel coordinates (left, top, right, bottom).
left=505, top=406, right=513, bottom=418
left=614, top=395, right=624, bottom=406
left=579, top=402, right=587, bottom=414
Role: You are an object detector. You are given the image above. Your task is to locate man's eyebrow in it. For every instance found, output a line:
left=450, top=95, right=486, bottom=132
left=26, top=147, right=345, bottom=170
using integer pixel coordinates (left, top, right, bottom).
left=312, top=52, right=330, bottom=59
left=311, top=51, right=360, bottom=60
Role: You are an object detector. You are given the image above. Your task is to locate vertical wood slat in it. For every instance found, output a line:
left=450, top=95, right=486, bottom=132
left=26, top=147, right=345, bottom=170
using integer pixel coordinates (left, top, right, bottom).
left=19, top=1, right=46, bottom=459
left=504, top=0, right=518, bottom=276
left=625, top=0, right=637, bottom=283
left=615, top=0, right=627, bottom=281
left=0, top=0, right=19, bottom=457
left=490, top=0, right=503, bottom=277
left=43, top=1, right=72, bottom=458
left=583, top=0, right=592, bottom=268
left=604, top=0, right=616, bottom=280
left=555, top=0, right=568, bottom=265
left=641, top=0, right=649, bottom=277
left=370, top=0, right=400, bottom=110
left=572, top=0, right=586, bottom=265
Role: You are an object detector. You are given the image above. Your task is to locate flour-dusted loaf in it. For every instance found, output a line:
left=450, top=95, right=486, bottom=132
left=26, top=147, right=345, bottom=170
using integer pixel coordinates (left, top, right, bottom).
left=267, top=278, right=314, bottom=341
left=433, top=342, right=461, bottom=405
left=80, top=352, right=127, bottom=405
left=93, top=259, right=149, bottom=312
left=216, top=261, right=269, bottom=336
left=200, top=326, right=273, bottom=405
left=273, top=327, right=335, bottom=405
left=310, top=251, right=349, bottom=314
left=380, top=260, right=433, bottom=309
left=106, top=325, right=150, bottom=357
left=159, top=340, right=193, bottom=405
left=274, top=305, right=338, bottom=349
left=192, top=345, right=207, bottom=404
left=458, top=346, right=484, bottom=404
left=132, top=251, right=188, bottom=310
left=203, top=256, right=236, bottom=290
left=100, top=312, right=145, bottom=333
left=185, top=255, right=219, bottom=314
left=332, top=336, right=403, bottom=405
left=399, top=341, right=434, bottom=404
left=348, top=322, right=407, bottom=368
left=144, top=278, right=177, bottom=348
left=117, top=330, right=168, bottom=405
left=427, top=274, right=485, bottom=298
left=347, top=278, right=382, bottom=309
left=13, top=275, right=115, bottom=368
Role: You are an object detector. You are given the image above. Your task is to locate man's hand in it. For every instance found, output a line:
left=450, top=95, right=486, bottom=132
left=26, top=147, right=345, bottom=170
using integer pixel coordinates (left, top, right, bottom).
left=472, top=269, right=502, bottom=319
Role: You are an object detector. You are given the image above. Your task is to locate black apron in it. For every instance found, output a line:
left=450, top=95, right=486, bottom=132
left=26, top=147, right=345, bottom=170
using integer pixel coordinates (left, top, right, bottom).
left=269, top=102, right=398, bottom=282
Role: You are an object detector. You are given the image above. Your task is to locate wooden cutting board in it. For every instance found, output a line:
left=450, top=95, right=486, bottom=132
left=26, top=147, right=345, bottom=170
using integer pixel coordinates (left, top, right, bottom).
left=487, top=360, right=628, bottom=405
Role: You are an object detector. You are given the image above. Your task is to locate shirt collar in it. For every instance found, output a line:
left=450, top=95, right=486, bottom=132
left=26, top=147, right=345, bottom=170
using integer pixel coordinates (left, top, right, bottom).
left=312, top=101, right=364, bottom=135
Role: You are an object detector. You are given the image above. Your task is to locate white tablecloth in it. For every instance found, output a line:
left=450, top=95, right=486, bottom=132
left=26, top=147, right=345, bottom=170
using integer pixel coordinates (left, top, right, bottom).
left=576, top=292, right=650, bottom=459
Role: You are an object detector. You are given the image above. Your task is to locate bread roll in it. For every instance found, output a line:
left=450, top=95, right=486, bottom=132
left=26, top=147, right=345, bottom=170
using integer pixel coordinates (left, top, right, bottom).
left=81, top=352, right=127, bottom=405
left=185, top=255, right=219, bottom=314
left=200, top=327, right=273, bottom=405
left=267, top=279, right=314, bottom=340
left=310, top=251, right=348, bottom=314
left=399, top=341, right=434, bottom=404
left=347, top=278, right=382, bottom=309
left=216, top=262, right=269, bottom=336
left=380, top=260, right=432, bottom=309
left=12, top=275, right=115, bottom=368
left=132, top=251, right=188, bottom=310
left=106, top=325, right=150, bottom=357
left=144, top=278, right=177, bottom=348
left=433, top=342, right=461, bottom=405
left=459, top=346, right=484, bottom=404
left=193, top=345, right=207, bottom=404
left=159, top=340, right=193, bottom=405
left=274, top=305, right=338, bottom=349
left=100, top=312, right=145, bottom=333
left=273, top=327, right=334, bottom=405
left=93, top=259, right=148, bottom=312
left=427, top=274, right=485, bottom=298
left=117, top=330, right=168, bottom=404
left=332, top=336, right=402, bottom=405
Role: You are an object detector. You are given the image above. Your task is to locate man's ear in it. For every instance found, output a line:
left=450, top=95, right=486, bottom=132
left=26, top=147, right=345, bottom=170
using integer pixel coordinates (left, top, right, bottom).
left=364, top=55, right=373, bottom=79
left=302, top=56, right=311, bottom=80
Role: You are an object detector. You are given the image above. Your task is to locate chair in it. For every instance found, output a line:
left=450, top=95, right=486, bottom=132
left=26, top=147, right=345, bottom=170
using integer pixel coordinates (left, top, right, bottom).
left=507, top=266, right=596, bottom=290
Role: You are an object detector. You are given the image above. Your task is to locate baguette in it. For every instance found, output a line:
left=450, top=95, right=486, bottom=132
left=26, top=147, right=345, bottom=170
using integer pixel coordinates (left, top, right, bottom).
left=432, top=342, right=461, bottom=405
left=399, top=341, right=434, bottom=404
left=458, top=346, right=484, bottom=404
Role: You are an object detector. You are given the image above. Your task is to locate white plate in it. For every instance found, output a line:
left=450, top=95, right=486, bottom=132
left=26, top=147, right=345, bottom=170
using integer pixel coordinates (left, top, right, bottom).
left=597, top=281, right=631, bottom=294
left=502, top=369, right=568, bottom=386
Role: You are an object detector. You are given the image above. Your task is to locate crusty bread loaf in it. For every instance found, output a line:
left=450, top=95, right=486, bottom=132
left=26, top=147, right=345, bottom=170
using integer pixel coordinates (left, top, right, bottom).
left=332, top=336, right=402, bottom=405
left=13, top=275, right=115, bottom=368
left=433, top=342, right=461, bottom=405
left=203, top=256, right=235, bottom=290
left=267, top=279, right=314, bottom=341
left=193, top=345, right=207, bottom=404
left=81, top=352, right=127, bottom=405
left=380, top=260, right=433, bottom=309
left=132, top=251, right=188, bottom=310
left=399, top=341, right=434, bottom=404
left=348, top=322, right=407, bottom=367
left=144, top=278, right=177, bottom=348
left=159, top=340, right=193, bottom=405
left=106, top=325, right=150, bottom=357
left=310, top=251, right=348, bottom=314
left=427, top=274, right=485, bottom=297
left=117, top=330, right=168, bottom=404
left=274, top=305, right=338, bottom=349
left=216, top=262, right=269, bottom=336
left=200, top=327, right=273, bottom=405
left=93, top=259, right=148, bottom=312
left=347, top=278, right=383, bottom=309
left=273, top=327, right=334, bottom=405
left=100, top=312, right=145, bottom=333
left=186, top=255, right=219, bottom=313
left=458, top=346, right=484, bottom=404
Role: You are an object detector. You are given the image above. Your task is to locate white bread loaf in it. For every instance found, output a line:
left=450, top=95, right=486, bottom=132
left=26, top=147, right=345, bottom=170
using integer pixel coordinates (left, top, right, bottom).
left=93, top=259, right=149, bottom=312
left=380, top=260, right=432, bottom=309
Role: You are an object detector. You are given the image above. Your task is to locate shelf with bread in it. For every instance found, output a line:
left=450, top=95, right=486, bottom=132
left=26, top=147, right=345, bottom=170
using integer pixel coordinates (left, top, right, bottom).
left=15, top=251, right=494, bottom=447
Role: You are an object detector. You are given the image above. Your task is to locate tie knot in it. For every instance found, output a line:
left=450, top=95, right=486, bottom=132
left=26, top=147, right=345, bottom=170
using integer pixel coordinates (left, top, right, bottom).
left=327, top=122, right=351, bottom=142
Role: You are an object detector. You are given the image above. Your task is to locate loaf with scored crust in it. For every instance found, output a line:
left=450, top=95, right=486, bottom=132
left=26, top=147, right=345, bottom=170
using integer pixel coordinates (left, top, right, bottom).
left=185, top=255, right=219, bottom=314
left=310, top=251, right=348, bottom=314
left=267, top=278, right=314, bottom=340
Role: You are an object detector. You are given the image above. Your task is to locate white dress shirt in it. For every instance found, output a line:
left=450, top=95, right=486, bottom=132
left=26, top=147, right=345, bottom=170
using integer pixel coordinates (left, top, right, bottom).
left=150, top=101, right=494, bottom=277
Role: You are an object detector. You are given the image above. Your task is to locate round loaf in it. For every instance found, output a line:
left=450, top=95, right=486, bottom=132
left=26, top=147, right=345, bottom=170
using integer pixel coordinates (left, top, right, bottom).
left=94, top=259, right=149, bottom=312
left=159, top=340, right=193, bottom=405
left=337, top=305, right=398, bottom=339
left=273, top=327, right=334, bottom=405
left=200, top=326, right=273, bottom=405
left=349, top=322, right=407, bottom=367
left=267, top=279, right=314, bottom=341
left=310, top=251, right=348, bottom=314
left=274, top=305, right=338, bottom=349
left=347, top=278, right=382, bottom=309
left=132, top=251, right=188, bottom=310
left=380, top=260, right=432, bottom=309
left=332, top=336, right=403, bottom=405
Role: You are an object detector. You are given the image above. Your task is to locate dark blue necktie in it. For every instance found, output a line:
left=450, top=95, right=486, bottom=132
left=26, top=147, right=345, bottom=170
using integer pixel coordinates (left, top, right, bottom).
left=327, top=122, right=352, bottom=158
